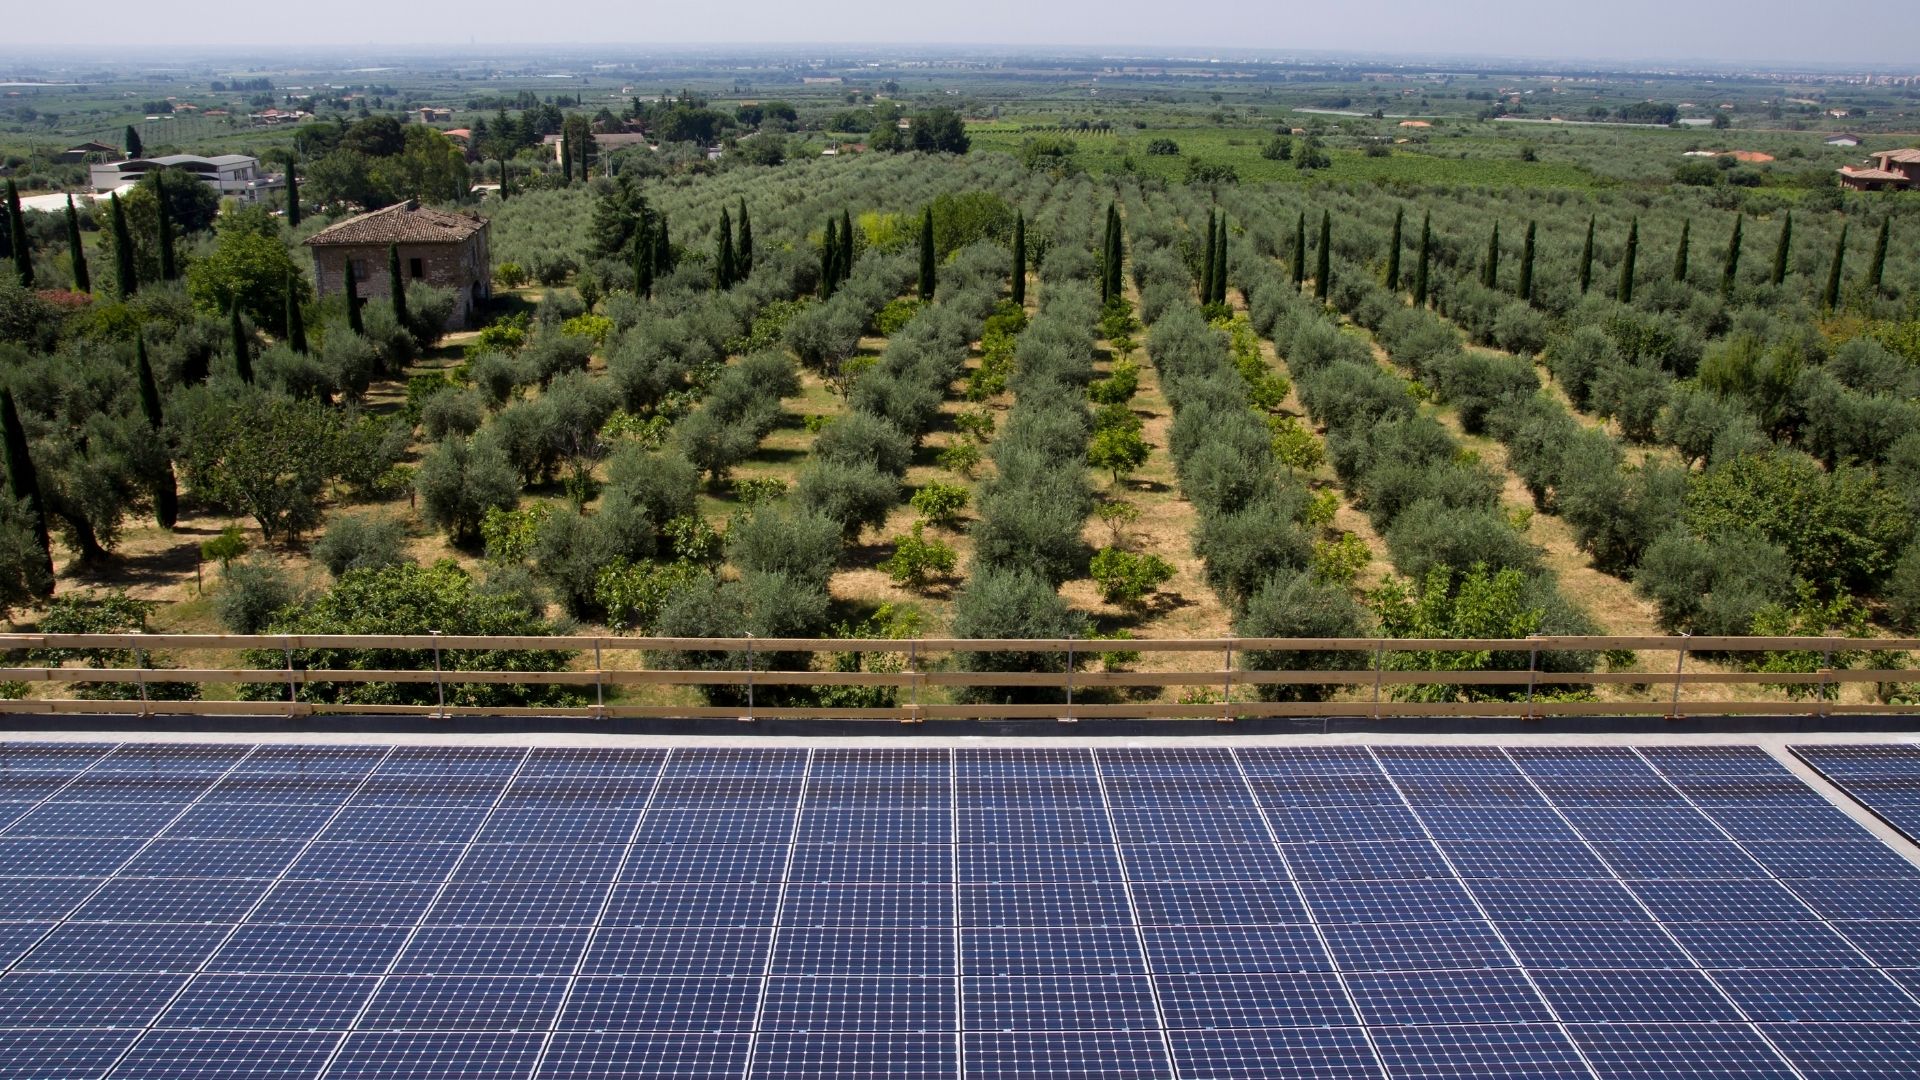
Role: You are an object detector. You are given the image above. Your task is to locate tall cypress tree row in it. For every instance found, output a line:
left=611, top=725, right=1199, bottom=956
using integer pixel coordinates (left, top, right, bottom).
left=156, top=190, right=175, bottom=281
left=560, top=135, right=573, bottom=185
left=838, top=209, right=854, bottom=283
left=286, top=273, right=308, bottom=354
left=110, top=193, right=137, bottom=299
left=1413, top=213, right=1431, bottom=308
left=654, top=214, right=673, bottom=276
left=0, top=389, right=54, bottom=594
left=1517, top=220, right=1536, bottom=303
left=133, top=337, right=178, bottom=529
left=64, top=195, right=90, bottom=294
left=1824, top=222, right=1848, bottom=311
left=1111, top=206, right=1129, bottom=303
left=1211, top=215, right=1227, bottom=306
left=1385, top=207, right=1403, bottom=293
left=716, top=208, right=735, bottom=291
left=821, top=217, right=839, bottom=297
left=1618, top=218, right=1639, bottom=304
left=1011, top=210, right=1026, bottom=306
left=387, top=243, right=408, bottom=327
left=1199, top=208, right=1216, bottom=305
left=285, top=163, right=301, bottom=228
left=1772, top=211, right=1792, bottom=286
left=1482, top=222, right=1500, bottom=290
left=230, top=303, right=253, bottom=384
left=736, top=199, right=753, bottom=278
left=918, top=205, right=936, bottom=302
left=1578, top=215, right=1595, bottom=294
left=1314, top=211, right=1332, bottom=303
left=1673, top=218, right=1691, bottom=283
left=345, top=260, right=365, bottom=335
left=1722, top=214, right=1744, bottom=296
left=1291, top=212, right=1307, bottom=288
left=1868, top=218, right=1890, bottom=293
left=4, top=180, right=29, bottom=288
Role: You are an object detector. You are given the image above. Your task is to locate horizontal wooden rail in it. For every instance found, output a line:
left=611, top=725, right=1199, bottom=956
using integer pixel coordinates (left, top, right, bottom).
left=0, top=633, right=1914, bottom=723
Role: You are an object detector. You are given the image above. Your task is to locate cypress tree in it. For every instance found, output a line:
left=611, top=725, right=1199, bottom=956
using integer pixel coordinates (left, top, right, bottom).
left=110, top=194, right=136, bottom=299
left=633, top=227, right=652, bottom=298
left=1413, top=213, right=1431, bottom=308
left=1618, top=218, right=1638, bottom=304
left=0, top=389, right=54, bottom=594
left=1722, top=214, right=1744, bottom=296
left=838, top=208, right=854, bottom=283
left=286, top=273, right=308, bottom=354
left=821, top=217, right=839, bottom=297
left=1291, top=212, right=1307, bottom=288
left=156, top=188, right=174, bottom=281
left=654, top=214, right=672, bottom=276
left=1211, top=215, right=1226, bottom=306
left=1011, top=210, right=1026, bottom=306
left=7, top=180, right=32, bottom=288
left=1868, top=218, right=1890, bottom=292
left=1314, top=211, right=1332, bottom=303
left=1578, top=215, right=1595, bottom=294
left=1200, top=208, right=1216, bottom=304
left=1385, top=207, right=1403, bottom=293
left=230, top=303, right=253, bottom=384
left=64, top=195, right=90, bottom=294
left=387, top=242, right=408, bottom=327
left=1772, top=211, right=1791, bottom=286
left=124, top=124, right=143, bottom=158
left=1482, top=222, right=1500, bottom=290
left=1114, top=208, right=1130, bottom=303
left=285, top=163, right=300, bottom=229
left=1517, top=220, right=1536, bottom=303
left=345, top=260, right=364, bottom=335
left=716, top=208, right=735, bottom=291
left=1824, top=222, right=1848, bottom=312
left=497, top=152, right=511, bottom=201
left=736, top=198, right=753, bottom=278
left=133, top=337, right=177, bottom=529
left=560, top=134, right=572, bottom=185
left=918, top=205, right=936, bottom=302
left=1673, top=218, right=1690, bottom=283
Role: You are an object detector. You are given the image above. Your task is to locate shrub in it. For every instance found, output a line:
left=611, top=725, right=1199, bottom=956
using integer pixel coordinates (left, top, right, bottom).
left=1088, top=360, right=1139, bottom=405
left=1385, top=500, right=1541, bottom=583
left=481, top=503, right=550, bottom=565
left=873, top=297, right=922, bottom=337
left=521, top=331, right=594, bottom=388
left=1194, top=497, right=1314, bottom=610
left=416, top=437, right=520, bottom=546
left=420, top=389, right=485, bottom=441
left=531, top=507, right=620, bottom=617
left=213, top=556, right=296, bottom=634
left=1589, top=361, right=1669, bottom=442
left=1635, top=529, right=1798, bottom=635
left=607, top=448, right=699, bottom=530
left=1884, top=546, right=1920, bottom=633
left=950, top=567, right=1089, bottom=704
left=1090, top=547, right=1175, bottom=608
left=794, top=459, right=901, bottom=540
left=1312, top=533, right=1371, bottom=586
left=938, top=438, right=983, bottom=477
left=1088, top=426, right=1149, bottom=485
left=649, top=571, right=830, bottom=706
left=971, top=480, right=1092, bottom=585
left=1686, top=449, right=1910, bottom=596
left=1433, top=351, right=1537, bottom=435
left=677, top=410, right=761, bottom=488
left=311, top=514, right=408, bottom=577
left=727, top=507, right=843, bottom=591
left=1543, top=326, right=1618, bottom=410
left=910, top=481, right=971, bottom=526
left=816, top=412, right=915, bottom=477
left=882, top=522, right=958, bottom=590
left=595, top=558, right=706, bottom=633
left=1369, top=563, right=1577, bottom=702
left=1492, top=303, right=1550, bottom=357
left=1238, top=569, right=1372, bottom=702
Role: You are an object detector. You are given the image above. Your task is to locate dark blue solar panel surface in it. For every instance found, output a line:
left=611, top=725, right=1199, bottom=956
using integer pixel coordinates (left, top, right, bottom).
left=0, top=740, right=1917, bottom=1079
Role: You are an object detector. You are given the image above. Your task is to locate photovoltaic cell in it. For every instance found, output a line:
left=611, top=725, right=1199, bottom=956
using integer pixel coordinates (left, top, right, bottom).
left=0, top=740, right=1916, bottom=1080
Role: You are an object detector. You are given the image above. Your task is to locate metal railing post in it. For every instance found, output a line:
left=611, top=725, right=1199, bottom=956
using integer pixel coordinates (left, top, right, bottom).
left=1669, top=633, right=1690, bottom=721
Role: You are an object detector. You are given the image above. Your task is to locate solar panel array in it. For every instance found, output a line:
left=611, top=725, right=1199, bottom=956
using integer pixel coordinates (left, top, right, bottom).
left=1795, top=743, right=1920, bottom=848
left=1, top=741, right=1918, bottom=1079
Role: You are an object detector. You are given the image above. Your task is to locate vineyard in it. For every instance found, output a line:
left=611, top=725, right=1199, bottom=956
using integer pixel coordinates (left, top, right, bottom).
left=4, top=145, right=1920, bottom=713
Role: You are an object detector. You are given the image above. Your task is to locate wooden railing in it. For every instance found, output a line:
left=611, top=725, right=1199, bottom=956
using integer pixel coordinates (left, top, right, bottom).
left=0, top=634, right=1916, bottom=722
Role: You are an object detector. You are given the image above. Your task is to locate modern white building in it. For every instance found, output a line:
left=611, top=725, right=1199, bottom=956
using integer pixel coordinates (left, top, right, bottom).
left=88, top=154, right=283, bottom=202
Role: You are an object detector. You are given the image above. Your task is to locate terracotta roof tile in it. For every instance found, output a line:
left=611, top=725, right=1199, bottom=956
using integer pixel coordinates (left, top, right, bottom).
left=304, top=200, right=486, bottom=247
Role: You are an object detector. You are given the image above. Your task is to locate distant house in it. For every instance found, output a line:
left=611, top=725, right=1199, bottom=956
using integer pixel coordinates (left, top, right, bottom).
left=1825, top=133, right=1864, bottom=147
left=1838, top=148, right=1920, bottom=191
left=305, top=201, right=492, bottom=329
left=89, top=154, right=282, bottom=202
left=56, top=141, right=118, bottom=163
left=539, top=132, right=653, bottom=162
left=419, top=106, right=453, bottom=124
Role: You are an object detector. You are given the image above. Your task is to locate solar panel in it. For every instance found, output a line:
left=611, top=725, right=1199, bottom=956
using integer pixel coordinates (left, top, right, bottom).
left=3, top=740, right=1918, bottom=1080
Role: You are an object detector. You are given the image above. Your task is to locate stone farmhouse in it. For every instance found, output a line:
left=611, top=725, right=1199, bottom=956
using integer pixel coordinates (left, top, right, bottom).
left=304, top=201, right=491, bottom=329
left=1838, top=148, right=1920, bottom=191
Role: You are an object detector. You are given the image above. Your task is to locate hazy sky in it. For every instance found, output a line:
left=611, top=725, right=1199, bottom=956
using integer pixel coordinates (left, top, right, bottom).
left=11, top=1, right=1920, bottom=67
